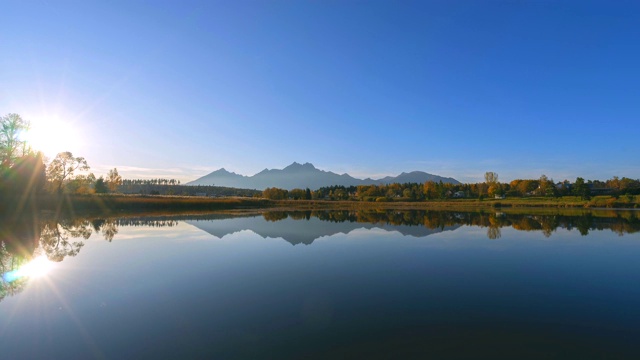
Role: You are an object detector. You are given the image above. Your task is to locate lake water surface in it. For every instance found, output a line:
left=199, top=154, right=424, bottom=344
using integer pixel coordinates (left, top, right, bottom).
left=2, top=210, right=640, bottom=359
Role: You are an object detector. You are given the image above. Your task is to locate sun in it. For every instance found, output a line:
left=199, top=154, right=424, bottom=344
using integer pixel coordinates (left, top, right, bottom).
left=22, top=115, right=83, bottom=159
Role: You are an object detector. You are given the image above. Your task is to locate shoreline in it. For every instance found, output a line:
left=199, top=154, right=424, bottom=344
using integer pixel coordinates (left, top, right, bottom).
left=2, top=194, right=638, bottom=219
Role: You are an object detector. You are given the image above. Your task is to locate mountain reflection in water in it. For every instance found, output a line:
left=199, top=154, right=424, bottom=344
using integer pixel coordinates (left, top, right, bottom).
left=2, top=209, right=638, bottom=296
left=2, top=209, right=640, bottom=359
left=2, top=209, right=639, bottom=256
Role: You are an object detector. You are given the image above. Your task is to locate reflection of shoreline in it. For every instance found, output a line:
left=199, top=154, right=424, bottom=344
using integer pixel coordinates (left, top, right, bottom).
left=182, top=210, right=640, bottom=245
left=1, top=210, right=639, bottom=304
left=1, top=210, right=639, bottom=262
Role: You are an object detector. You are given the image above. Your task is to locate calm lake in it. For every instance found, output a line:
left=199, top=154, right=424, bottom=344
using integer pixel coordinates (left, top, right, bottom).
left=2, top=210, right=640, bottom=359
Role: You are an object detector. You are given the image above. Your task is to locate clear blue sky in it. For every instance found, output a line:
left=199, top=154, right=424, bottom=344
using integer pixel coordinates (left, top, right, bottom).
left=2, top=0, right=639, bottom=183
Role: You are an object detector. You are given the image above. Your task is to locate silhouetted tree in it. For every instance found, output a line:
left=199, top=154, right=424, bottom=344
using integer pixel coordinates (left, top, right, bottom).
left=0, top=113, right=30, bottom=168
left=46, top=152, right=90, bottom=193
left=94, top=176, right=108, bottom=193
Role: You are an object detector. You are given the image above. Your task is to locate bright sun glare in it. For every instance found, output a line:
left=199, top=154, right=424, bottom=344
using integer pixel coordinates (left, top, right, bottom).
left=19, top=256, right=54, bottom=278
left=22, top=115, right=82, bottom=159
left=3, top=256, right=55, bottom=283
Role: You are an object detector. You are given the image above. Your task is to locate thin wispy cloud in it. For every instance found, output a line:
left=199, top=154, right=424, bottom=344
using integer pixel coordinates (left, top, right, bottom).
left=91, top=165, right=203, bottom=181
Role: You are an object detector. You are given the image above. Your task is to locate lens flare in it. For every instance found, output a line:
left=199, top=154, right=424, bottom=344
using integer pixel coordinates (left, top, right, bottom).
left=2, top=256, right=54, bottom=282
left=20, top=115, right=83, bottom=159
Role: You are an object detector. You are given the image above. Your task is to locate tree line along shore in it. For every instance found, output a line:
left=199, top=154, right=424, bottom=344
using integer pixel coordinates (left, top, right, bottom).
left=1, top=113, right=639, bottom=217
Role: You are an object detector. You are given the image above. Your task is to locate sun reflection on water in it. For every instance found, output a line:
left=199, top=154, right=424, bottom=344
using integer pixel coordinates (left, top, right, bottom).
left=2, top=256, right=55, bottom=283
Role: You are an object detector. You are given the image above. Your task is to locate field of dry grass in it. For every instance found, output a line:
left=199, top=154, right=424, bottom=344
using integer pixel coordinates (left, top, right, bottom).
left=16, top=193, right=639, bottom=218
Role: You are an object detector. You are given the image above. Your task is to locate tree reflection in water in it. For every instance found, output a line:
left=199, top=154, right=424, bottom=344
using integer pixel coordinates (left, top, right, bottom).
left=1, top=217, right=43, bottom=302
left=39, top=219, right=90, bottom=262
left=1, top=210, right=639, bottom=304
left=0, top=246, right=29, bottom=302
left=262, top=209, right=640, bottom=237
left=0, top=216, right=179, bottom=303
left=487, top=213, right=502, bottom=239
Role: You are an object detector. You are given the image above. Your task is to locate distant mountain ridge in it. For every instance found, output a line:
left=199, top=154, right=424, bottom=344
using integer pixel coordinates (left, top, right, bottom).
left=187, top=162, right=460, bottom=190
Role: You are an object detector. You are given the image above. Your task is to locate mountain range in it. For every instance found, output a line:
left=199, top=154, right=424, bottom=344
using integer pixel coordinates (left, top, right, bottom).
left=187, top=162, right=460, bottom=190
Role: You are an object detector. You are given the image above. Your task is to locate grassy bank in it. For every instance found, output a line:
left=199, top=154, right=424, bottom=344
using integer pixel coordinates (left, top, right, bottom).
left=264, top=195, right=640, bottom=211
left=3, top=194, right=638, bottom=218
left=12, top=194, right=271, bottom=217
